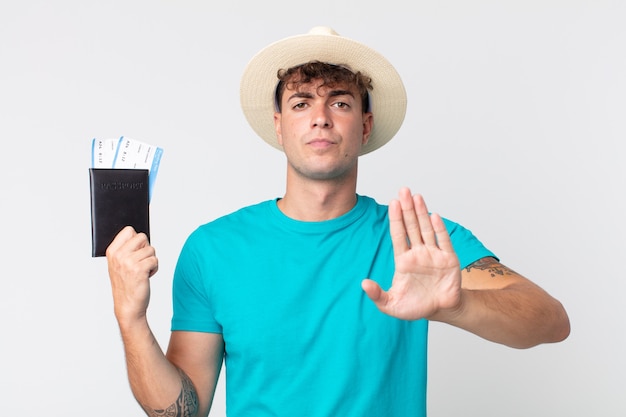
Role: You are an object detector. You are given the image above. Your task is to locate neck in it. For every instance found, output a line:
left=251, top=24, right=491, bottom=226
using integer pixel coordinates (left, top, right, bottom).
left=277, top=167, right=358, bottom=222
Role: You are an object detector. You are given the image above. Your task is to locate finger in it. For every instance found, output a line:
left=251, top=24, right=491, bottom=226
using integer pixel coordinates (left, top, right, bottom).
left=413, top=194, right=437, bottom=247
left=430, top=213, right=454, bottom=253
left=106, top=226, right=137, bottom=256
left=148, top=261, right=159, bottom=278
left=125, top=231, right=151, bottom=252
left=398, top=187, right=423, bottom=247
left=137, top=250, right=159, bottom=278
left=127, top=241, right=158, bottom=272
left=361, top=279, right=388, bottom=306
left=108, top=231, right=157, bottom=279
left=389, top=199, right=409, bottom=255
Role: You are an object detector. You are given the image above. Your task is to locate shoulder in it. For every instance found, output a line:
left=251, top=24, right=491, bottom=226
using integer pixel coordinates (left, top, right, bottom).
left=439, top=217, right=498, bottom=269
left=357, top=194, right=389, bottom=217
left=180, top=200, right=274, bottom=252
left=196, top=200, right=273, bottom=232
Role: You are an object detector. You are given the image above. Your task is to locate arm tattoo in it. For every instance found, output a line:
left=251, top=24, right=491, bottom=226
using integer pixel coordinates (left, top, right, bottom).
left=142, top=368, right=199, bottom=417
left=465, top=257, right=518, bottom=278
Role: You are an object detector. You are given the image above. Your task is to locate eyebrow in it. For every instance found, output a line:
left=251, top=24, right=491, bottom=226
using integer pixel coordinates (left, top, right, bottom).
left=286, top=89, right=355, bottom=102
left=328, top=89, right=355, bottom=99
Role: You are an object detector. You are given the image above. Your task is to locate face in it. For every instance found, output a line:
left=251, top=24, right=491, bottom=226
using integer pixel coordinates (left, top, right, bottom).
left=274, top=79, right=373, bottom=182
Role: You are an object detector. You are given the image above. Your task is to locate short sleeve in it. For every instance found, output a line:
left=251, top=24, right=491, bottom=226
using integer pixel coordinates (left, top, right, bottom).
left=442, top=218, right=498, bottom=269
left=171, top=230, right=223, bottom=333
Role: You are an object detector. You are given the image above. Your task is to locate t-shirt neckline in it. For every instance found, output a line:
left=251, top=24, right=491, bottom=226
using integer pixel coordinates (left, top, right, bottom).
left=268, top=194, right=370, bottom=234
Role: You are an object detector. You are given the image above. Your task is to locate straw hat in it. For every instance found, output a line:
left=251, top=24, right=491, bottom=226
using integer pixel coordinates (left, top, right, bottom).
left=240, top=26, right=407, bottom=155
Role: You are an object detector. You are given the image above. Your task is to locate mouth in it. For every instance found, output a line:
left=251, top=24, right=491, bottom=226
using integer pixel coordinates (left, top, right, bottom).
left=307, top=138, right=336, bottom=149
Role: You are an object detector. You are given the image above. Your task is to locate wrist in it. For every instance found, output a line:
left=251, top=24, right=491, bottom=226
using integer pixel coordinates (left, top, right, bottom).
left=115, top=309, right=149, bottom=334
left=428, top=288, right=468, bottom=324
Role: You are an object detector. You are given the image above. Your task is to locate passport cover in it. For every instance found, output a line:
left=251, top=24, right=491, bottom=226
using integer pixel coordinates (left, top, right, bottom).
left=89, top=168, right=150, bottom=257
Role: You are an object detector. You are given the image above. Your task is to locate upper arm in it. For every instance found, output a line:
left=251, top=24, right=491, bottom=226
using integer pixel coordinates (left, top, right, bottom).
left=166, top=331, right=225, bottom=417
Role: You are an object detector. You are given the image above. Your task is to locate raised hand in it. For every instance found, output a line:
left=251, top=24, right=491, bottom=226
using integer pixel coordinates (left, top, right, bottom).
left=362, top=188, right=462, bottom=321
left=106, top=226, right=159, bottom=325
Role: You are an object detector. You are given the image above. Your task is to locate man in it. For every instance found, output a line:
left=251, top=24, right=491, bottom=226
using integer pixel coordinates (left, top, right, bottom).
left=106, top=27, right=570, bottom=417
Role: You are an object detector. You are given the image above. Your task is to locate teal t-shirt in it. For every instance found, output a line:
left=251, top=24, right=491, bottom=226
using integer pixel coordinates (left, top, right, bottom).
left=172, top=195, right=495, bottom=416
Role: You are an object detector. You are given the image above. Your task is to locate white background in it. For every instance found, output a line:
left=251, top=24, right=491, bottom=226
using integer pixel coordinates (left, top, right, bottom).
left=1, top=1, right=624, bottom=416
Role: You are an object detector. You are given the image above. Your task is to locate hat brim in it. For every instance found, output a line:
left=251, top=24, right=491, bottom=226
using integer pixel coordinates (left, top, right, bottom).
left=240, top=28, right=407, bottom=156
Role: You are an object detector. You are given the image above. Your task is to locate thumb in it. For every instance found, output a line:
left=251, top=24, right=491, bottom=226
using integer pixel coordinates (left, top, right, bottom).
left=107, top=226, right=137, bottom=254
left=361, top=279, right=387, bottom=305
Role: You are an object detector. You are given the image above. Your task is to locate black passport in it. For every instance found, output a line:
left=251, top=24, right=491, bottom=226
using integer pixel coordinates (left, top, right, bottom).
left=89, top=168, right=150, bottom=257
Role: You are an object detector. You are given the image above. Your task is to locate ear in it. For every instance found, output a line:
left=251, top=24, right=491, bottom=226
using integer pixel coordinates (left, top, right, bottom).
left=274, top=112, right=283, bottom=146
left=361, top=112, right=373, bottom=146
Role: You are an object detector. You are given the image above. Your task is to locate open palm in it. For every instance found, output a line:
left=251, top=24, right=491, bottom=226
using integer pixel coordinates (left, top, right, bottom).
left=362, top=188, right=462, bottom=321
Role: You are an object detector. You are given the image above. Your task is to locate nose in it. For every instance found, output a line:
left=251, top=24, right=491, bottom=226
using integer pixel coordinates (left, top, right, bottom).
left=311, top=104, right=332, bottom=128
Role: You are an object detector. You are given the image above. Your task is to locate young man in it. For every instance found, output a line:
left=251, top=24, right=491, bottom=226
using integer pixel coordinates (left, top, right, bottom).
left=106, top=27, right=570, bottom=417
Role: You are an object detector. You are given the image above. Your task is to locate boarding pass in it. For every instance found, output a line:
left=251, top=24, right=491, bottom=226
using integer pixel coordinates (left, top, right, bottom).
left=91, top=136, right=163, bottom=201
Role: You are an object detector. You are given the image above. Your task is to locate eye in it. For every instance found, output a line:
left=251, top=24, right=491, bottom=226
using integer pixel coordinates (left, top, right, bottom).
left=292, top=102, right=308, bottom=110
left=333, top=101, right=350, bottom=109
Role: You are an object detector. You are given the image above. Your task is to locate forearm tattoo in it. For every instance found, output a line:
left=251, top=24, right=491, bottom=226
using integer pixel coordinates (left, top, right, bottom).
left=142, top=368, right=199, bottom=417
left=465, top=257, right=518, bottom=277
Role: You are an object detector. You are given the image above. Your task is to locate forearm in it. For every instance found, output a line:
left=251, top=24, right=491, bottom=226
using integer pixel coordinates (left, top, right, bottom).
left=106, top=230, right=200, bottom=415
left=433, top=283, right=570, bottom=349
left=119, top=318, right=200, bottom=417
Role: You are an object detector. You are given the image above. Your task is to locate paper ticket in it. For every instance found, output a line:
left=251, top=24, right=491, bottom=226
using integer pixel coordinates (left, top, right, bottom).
left=91, top=138, right=119, bottom=168
left=91, top=136, right=163, bottom=201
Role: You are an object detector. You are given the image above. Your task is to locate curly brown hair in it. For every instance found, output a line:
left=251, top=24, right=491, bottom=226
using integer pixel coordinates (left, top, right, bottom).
left=275, top=61, right=373, bottom=113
